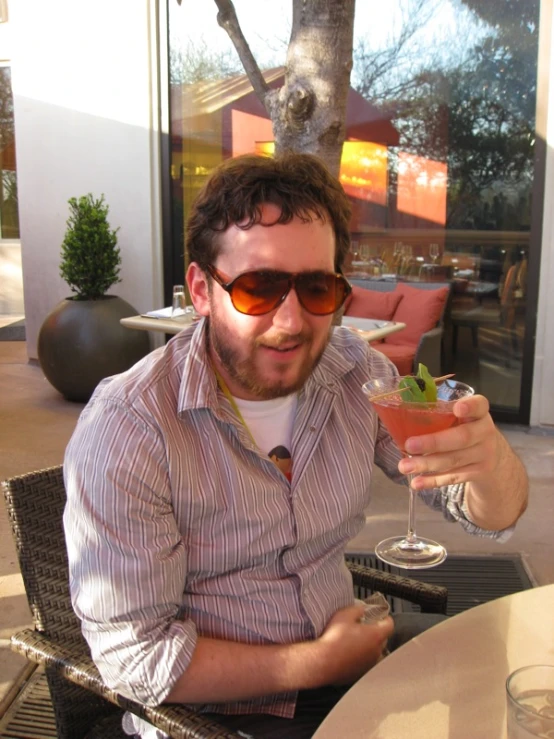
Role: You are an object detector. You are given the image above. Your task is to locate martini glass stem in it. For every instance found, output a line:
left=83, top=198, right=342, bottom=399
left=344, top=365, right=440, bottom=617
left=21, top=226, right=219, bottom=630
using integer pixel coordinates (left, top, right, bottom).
left=406, top=471, right=418, bottom=545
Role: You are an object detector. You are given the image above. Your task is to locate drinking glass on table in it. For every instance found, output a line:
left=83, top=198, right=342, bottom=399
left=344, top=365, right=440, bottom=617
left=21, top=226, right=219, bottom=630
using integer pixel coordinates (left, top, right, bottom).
left=506, top=665, right=554, bottom=738
left=429, top=243, right=440, bottom=264
left=362, top=375, right=474, bottom=569
left=392, top=241, right=402, bottom=267
left=172, top=285, right=198, bottom=320
left=359, top=242, right=371, bottom=264
left=171, top=285, right=187, bottom=318
left=400, top=244, right=413, bottom=275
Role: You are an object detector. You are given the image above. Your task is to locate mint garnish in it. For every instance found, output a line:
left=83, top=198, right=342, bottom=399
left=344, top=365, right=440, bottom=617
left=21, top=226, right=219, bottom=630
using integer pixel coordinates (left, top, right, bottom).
left=397, top=363, right=437, bottom=402
left=398, top=376, right=426, bottom=402
left=417, top=363, right=437, bottom=402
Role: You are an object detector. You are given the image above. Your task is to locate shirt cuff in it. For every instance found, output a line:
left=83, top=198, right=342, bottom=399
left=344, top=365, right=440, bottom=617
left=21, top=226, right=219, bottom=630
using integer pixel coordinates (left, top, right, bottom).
left=447, top=483, right=515, bottom=542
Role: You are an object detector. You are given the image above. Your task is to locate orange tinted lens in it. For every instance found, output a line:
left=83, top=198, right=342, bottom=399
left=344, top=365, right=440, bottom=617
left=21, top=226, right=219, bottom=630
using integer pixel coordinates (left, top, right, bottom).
left=231, top=272, right=290, bottom=315
left=296, top=274, right=346, bottom=315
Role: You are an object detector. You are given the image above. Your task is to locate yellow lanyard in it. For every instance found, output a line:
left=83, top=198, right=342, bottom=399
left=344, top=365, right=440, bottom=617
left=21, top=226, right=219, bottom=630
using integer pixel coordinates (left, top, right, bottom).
left=212, top=363, right=292, bottom=480
left=212, top=365, right=258, bottom=449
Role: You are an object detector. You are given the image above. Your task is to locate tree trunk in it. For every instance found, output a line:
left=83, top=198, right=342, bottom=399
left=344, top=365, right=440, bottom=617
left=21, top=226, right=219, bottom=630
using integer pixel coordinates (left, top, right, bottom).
left=215, top=0, right=355, bottom=177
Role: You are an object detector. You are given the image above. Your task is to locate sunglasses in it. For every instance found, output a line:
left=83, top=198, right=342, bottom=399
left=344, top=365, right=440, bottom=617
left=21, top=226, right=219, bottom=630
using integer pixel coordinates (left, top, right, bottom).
left=206, top=265, right=352, bottom=316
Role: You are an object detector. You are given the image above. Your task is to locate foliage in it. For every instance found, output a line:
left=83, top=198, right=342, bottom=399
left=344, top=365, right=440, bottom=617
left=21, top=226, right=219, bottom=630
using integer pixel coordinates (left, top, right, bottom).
left=59, top=194, right=121, bottom=300
left=353, top=0, right=440, bottom=102
left=0, top=67, right=15, bottom=150
left=460, top=0, right=539, bottom=34
left=371, top=0, right=539, bottom=232
left=169, top=38, right=243, bottom=84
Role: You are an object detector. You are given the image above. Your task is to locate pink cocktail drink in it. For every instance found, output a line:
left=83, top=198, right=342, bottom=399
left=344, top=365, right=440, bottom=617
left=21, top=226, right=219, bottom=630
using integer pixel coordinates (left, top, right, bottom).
left=362, top=374, right=475, bottom=569
left=372, top=398, right=459, bottom=453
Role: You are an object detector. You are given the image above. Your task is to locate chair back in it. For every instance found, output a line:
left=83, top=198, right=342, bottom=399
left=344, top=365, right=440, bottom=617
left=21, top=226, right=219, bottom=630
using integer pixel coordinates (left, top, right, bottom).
left=347, top=279, right=453, bottom=328
left=516, top=258, right=528, bottom=297
left=500, top=264, right=518, bottom=307
left=2, top=468, right=273, bottom=738
left=2, top=465, right=83, bottom=647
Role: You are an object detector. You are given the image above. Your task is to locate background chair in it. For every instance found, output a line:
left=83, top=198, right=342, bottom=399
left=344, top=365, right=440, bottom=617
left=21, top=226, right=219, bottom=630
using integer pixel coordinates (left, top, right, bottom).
left=3, top=466, right=447, bottom=738
left=344, top=279, right=453, bottom=376
left=450, top=262, right=523, bottom=357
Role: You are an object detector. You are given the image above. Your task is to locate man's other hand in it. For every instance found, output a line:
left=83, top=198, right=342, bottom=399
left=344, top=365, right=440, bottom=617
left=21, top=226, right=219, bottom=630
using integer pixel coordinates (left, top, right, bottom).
left=315, top=604, right=394, bottom=686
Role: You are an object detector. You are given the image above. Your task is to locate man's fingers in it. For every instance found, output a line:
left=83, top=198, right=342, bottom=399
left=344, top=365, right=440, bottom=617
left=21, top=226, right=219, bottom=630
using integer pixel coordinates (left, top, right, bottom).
left=404, top=410, right=495, bottom=456
left=400, top=438, right=487, bottom=473
left=409, top=462, right=488, bottom=490
left=375, top=615, right=394, bottom=639
left=452, top=393, right=490, bottom=422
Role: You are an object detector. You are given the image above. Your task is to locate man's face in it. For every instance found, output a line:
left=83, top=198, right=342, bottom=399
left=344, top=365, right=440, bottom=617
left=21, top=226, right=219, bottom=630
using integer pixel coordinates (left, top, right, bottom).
left=187, top=203, right=337, bottom=400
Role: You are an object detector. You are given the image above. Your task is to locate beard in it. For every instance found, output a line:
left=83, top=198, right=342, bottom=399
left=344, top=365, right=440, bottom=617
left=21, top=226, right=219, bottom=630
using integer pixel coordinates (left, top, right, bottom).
left=208, top=312, right=331, bottom=400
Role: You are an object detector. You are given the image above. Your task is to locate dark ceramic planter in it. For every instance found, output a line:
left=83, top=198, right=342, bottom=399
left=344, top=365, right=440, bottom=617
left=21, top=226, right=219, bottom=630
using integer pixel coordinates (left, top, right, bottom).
left=37, top=296, right=150, bottom=402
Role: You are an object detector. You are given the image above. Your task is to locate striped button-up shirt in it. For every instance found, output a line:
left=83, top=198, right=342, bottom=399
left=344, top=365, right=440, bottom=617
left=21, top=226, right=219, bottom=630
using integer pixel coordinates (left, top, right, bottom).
left=63, top=319, right=506, bottom=718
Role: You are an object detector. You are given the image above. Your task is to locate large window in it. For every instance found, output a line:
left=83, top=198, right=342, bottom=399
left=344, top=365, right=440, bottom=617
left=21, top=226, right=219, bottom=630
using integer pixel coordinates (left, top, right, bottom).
left=166, top=0, right=542, bottom=422
left=0, top=65, right=19, bottom=239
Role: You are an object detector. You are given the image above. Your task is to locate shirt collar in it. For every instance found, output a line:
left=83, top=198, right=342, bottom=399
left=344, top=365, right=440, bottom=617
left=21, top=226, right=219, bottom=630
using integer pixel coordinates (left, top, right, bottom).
left=304, top=329, right=358, bottom=397
left=177, top=318, right=219, bottom=416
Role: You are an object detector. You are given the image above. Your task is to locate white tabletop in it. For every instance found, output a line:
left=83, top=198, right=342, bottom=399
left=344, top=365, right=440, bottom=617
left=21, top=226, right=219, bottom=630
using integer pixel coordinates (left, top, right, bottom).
left=314, top=585, right=554, bottom=739
left=340, top=317, right=406, bottom=342
left=120, top=313, right=195, bottom=335
left=121, top=314, right=406, bottom=343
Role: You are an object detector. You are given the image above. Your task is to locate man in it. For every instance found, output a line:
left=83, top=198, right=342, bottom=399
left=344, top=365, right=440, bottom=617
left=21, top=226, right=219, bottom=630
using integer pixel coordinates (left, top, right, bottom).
left=63, top=153, right=528, bottom=739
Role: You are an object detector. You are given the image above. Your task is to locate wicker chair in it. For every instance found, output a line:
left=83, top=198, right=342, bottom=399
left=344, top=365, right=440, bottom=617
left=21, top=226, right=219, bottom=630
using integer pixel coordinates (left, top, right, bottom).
left=3, top=465, right=447, bottom=738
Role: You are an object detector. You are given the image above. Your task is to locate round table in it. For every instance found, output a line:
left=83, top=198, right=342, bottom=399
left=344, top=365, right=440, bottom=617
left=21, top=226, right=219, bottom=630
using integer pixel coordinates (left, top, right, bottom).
left=313, top=585, right=554, bottom=739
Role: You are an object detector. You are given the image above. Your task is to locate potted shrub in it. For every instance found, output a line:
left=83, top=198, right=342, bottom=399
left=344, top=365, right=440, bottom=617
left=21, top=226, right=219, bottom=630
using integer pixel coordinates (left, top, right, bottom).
left=38, top=194, right=150, bottom=402
left=59, top=193, right=123, bottom=301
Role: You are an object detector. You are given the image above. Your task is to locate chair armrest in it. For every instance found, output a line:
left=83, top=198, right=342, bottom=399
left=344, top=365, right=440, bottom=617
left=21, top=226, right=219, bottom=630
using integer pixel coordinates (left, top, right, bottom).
left=346, top=562, right=447, bottom=614
left=11, top=629, right=242, bottom=739
left=414, top=326, right=443, bottom=376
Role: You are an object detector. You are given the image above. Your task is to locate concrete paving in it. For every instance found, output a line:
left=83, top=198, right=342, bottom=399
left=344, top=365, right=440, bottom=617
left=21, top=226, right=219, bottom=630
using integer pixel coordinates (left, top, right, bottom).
left=1, top=340, right=552, bottom=712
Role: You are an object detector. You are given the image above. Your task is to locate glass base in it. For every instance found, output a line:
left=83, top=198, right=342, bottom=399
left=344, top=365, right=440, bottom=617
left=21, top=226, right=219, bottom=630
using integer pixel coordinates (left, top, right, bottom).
left=375, top=535, right=447, bottom=570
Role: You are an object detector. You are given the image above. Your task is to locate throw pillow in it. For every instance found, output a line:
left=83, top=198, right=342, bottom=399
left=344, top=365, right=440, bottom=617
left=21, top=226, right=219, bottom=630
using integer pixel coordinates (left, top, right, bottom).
left=386, top=284, right=449, bottom=346
left=343, top=286, right=403, bottom=321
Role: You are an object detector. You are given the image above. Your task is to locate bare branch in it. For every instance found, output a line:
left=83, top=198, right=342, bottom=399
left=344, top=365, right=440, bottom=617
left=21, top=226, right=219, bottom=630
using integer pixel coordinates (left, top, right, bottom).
left=353, top=0, right=442, bottom=101
left=169, top=37, right=242, bottom=84
left=213, top=0, right=271, bottom=108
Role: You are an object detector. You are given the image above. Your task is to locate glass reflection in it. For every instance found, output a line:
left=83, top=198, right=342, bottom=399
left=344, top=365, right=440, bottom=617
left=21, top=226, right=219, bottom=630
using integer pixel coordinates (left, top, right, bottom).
left=168, top=0, right=539, bottom=416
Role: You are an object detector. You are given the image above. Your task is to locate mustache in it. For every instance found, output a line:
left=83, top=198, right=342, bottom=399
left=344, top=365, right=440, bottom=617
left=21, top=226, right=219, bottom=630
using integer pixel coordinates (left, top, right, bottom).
left=256, top=331, right=310, bottom=349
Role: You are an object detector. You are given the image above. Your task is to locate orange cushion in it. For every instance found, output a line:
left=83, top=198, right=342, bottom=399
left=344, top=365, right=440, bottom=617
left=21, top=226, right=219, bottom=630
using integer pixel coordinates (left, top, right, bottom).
left=344, top=285, right=403, bottom=321
left=375, top=343, right=415, bottom=375
left=386, top=284, right=449, bottom=347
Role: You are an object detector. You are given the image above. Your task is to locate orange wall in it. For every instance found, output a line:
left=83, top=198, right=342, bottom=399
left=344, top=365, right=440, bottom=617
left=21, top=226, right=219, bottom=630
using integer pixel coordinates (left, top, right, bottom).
left=397, top=152, right=447, bottom=226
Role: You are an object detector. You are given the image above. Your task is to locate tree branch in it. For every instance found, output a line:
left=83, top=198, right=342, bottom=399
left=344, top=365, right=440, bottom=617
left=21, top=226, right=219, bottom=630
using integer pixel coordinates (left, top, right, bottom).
left=213, top=0, right=271, bottom=108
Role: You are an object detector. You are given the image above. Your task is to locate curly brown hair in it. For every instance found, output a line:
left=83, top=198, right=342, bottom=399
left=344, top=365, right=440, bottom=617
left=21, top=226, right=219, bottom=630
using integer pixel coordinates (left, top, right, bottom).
left=185, top=153, right=352, bottom=272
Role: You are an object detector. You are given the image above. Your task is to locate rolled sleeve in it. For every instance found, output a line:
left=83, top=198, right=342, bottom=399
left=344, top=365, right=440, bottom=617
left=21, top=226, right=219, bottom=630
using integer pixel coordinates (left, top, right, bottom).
left=419, top=483, right=515, bottom=542
left=63, top=395, right=196, bottom=705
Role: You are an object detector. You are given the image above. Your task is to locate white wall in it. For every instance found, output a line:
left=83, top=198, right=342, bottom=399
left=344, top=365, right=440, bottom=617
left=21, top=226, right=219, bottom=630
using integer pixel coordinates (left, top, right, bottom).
left=10, top=0, right=163, bottom=358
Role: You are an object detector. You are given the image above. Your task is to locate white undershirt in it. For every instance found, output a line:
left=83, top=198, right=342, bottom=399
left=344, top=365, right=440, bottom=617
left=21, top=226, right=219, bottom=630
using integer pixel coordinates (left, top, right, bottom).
left=234, top=393, right=297, bottom=457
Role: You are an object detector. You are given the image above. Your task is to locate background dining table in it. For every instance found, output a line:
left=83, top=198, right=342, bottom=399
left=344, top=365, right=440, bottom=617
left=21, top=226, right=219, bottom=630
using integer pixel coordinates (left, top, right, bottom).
left=313, top=584, right=554, bottom=739
left=121, top=313, right=406, bottom=343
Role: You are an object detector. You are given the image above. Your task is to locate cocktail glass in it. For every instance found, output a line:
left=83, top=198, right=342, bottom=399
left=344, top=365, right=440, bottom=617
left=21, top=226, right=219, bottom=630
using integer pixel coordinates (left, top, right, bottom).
left=362, top=376, right=475, bottom=569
